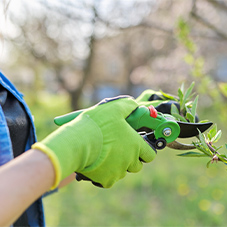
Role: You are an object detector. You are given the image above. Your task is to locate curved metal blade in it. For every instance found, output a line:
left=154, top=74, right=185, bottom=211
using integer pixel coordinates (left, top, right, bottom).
left=177, top=121, right=213, bottom=138
left=167, top=140, right=196, bottom=150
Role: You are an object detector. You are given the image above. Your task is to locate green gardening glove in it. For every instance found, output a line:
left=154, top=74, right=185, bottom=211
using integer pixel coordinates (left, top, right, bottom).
left=32, top=96, right=156, bottom=189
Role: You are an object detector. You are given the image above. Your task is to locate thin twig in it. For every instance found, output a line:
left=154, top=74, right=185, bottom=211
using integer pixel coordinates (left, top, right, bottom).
left=207, top=142, right=217, bottom=154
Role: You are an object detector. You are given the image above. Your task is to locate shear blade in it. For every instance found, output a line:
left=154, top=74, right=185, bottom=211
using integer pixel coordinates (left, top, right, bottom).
left=177, top=121, right=213, bottom=138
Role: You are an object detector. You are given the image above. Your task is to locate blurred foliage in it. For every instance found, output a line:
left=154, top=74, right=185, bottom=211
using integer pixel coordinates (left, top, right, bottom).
left=176, top=17, right=219, bottom=99
left=24, top=91, right=71, bottom=140
left=176, top=17, right=227, bottom=125
left=218, top=82, right=227, bottom=98
left=172, top=18, right=227, bottom=176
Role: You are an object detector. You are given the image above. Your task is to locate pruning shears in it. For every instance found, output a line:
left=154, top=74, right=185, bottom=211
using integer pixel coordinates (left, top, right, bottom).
left=126, top=105, right=212, bottom=152
left=54, top=105, right=213, bottom=153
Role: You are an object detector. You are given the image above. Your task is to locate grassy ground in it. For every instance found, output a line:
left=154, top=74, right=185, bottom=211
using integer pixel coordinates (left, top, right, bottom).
left=43, top=150, right=227, bottom=226
left=26, top=92, right=227, bottom=226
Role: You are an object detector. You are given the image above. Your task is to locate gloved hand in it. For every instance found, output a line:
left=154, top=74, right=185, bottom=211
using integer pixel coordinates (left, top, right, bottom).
left=32, top=96, right=156, bottom=189
left=136, top=89, right=180, bottom=114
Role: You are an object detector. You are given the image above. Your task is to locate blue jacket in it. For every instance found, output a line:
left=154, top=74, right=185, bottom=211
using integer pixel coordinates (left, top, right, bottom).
left=0, top=72, right=45, bottom=226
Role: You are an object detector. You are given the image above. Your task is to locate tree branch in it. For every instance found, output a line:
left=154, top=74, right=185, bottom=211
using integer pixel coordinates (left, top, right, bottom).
left=206, top=0, right=227, bottom=12
left=191, top=0, right=197, bottom=13
left=190, top=11, right=227, bottom=40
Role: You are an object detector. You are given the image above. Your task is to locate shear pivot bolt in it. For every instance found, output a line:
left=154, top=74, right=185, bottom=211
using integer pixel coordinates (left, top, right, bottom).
left=157, top=141, right=164, bottom=147
left=155, top=138, right=167, bottom=149
left=163, top=128, right=172, bottom=137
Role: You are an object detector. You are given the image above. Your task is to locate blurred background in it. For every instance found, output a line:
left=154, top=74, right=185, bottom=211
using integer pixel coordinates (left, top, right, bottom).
left=1, top=0, right=227, bottom=226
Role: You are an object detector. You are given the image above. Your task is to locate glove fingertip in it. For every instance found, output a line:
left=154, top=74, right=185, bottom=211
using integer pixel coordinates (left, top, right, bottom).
left=127, top=161, right=143, bottom=173
left=139, top=144, right=156, bottom=163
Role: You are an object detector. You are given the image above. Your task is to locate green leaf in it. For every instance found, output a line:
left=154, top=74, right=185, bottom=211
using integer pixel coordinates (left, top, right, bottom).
left=192, top=142, right=211, bottom=157
left=185, top=101, right=193, bottom=108
left=199, top=120, right=210, bottom=123
left=160, top=90, right=177, bottom=101
left=191, top=95, right=198, bottom=122
left=212, top=144, right=223, bottom=152
left=216, top=154, right=227, bottom=164
left=197, top=130, right=212, bottom=156
left=223, top=149, right=227, bottom=157
left=207, top=132, right=212, bottom=141
left=186, top=112, right=194, bottom=123
left=171, top=103, right=180, bottom=115
left=184, top=82, right=195, bottom=102
left=198, top=130, right=208, bottom=148
left=216, top=145, right=223, bottom=151
left=172, top=113, right=188, bottom=122
left=188, top=92, right=196, bottom=102
left=180, top=83, right=185, bottom=93
left=211, top=130, right=222, bottom=143
left=185, top=106, right=191, bottom=114
left=218, top=154, right=227, bottom=159
left=177, top=151, right=207, bottom=157
left=207, top=160, right=211, bottom=168
left=208, top=125, right=217, bottom=141
left=180, top=82, right=195, bottom=111
left=192, top=142, right=206, bottom=153
left=178, top=88, right=184, bottom=106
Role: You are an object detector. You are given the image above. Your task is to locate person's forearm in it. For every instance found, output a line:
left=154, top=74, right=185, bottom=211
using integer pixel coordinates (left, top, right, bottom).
left=0, top=149, right=55, bottom=226
left=58, top=172, right=76, bottom=188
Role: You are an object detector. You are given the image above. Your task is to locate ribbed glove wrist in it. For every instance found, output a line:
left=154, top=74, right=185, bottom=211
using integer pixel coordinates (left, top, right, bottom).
left=32, top=114, right=102, bottom=189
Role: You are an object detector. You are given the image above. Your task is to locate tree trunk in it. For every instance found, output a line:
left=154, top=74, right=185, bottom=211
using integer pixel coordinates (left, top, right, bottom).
left=70, top=35, right=96, bottom=110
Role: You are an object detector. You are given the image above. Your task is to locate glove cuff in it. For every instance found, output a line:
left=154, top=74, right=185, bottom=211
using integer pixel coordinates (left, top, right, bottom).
left=32, top=143, right=61, bottom=189
left=32, top=114, right=103, bottom=189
